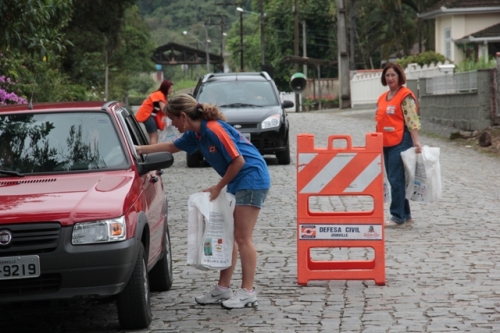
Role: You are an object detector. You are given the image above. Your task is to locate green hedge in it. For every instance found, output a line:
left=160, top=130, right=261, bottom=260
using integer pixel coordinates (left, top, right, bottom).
left=128, top=95, right=146, bottom=106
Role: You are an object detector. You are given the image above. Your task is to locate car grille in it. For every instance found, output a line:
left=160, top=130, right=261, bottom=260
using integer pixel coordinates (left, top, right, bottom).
left=233, top=124, right=257, bottom=130
left=0, top=223, right=62, bottom=296
left=0, top=223, right=61, bottom=256
left=0, top=274, right=61, bottom=296
left=251, top=138, right=272, bottom=150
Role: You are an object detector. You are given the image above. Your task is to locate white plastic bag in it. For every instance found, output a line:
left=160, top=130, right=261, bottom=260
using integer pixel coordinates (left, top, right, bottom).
left=158, top=117, right=179, bottom=142
left=401, top=145, right=442, bottom=202
left=187, top=190, right=235, bottom=270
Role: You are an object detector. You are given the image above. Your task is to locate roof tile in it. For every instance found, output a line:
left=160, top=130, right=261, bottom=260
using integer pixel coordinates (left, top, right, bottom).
left=425, top=0, right=500, bottom=13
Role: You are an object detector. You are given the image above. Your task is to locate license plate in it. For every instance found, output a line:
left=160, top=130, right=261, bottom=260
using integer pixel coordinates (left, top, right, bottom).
left=0, top=255, right=41, bottom=280
left=242, top=132, right=251, bottom=141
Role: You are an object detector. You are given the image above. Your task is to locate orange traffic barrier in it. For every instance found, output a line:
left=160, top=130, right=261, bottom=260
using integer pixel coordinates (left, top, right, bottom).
left=296, top=133, right=386, bottom=286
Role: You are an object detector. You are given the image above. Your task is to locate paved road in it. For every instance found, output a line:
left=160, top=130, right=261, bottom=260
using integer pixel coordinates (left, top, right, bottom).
left=3, top=108, right=500, bottom=333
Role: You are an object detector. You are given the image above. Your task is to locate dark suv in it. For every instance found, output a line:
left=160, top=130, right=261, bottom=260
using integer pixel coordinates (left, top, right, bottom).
left=0, top=101, right=174, bottom=329
left=188, top=71, right=293, bottom=167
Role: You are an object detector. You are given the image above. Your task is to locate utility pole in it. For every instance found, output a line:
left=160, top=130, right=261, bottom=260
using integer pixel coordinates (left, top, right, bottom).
left=293, top=0, right=300, bottom=112
left=207, top=14, right=229, bottom=73
left=337, top=0, right=351, bottom=109
left=221, top=24, right=225, bottom=73
left=204, top=24, right=210, bottom=73
left=259, top=0, right=265, bottom=68
left=239, top=10, right=244, bottom=71
left=349, top=0, right=357, bottom=71
left=214, top=1, right=244, bottom=71
left=302, top=21, right=307, bottom=77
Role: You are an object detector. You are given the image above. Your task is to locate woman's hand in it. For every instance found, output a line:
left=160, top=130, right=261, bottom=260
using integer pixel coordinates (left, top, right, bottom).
left=134, top=145, right=142, bottom=155
left=203, top=185, right=222, bottom=201
left=414, top=142, right=422, bottom=154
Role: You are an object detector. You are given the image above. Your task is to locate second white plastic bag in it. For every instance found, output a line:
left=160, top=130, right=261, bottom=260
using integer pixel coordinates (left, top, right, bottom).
left=187, top=190, right=235, bottom=270
left=401, top=145, right=442, bottom=202
left=158, top=117, right=179, bottom=143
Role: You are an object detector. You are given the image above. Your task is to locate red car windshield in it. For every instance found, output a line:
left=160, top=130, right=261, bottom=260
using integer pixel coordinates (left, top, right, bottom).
left=0, top=111, right=128, bottom=174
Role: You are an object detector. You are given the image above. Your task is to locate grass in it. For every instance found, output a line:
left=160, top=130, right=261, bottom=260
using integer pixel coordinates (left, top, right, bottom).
left=172, top=79, right=197, bottom=91
left=455, top=56, right=496, bottom=73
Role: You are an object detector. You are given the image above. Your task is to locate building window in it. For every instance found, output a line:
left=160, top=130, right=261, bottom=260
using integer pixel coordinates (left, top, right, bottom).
left=444, top=28, right=451, bottom=60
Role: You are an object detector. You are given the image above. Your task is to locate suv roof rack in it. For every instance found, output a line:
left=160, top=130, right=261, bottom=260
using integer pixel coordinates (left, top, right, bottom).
left=202, top=71, right=271, bottom=83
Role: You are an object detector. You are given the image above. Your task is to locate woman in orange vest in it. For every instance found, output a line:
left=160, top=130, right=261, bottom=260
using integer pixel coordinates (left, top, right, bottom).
left=135, top=79, right=173, bottom=144
left=375, top=63, right=422, bottom=228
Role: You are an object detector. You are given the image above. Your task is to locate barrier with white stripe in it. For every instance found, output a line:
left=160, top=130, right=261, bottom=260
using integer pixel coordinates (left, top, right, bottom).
left=296, top=133, right=386, bottom=286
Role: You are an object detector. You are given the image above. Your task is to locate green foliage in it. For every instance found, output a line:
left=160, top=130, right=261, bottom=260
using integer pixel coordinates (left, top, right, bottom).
left=396, top=51, right=447, bottom=68
left=128, top=95, right=147, bottom=106
left=228, top=0, right=337, bottom=91
left=455, top=56, right=496, bottom=73
left=1, top=50, right=88, bottom=102
left=172, top=79, right=198, bottom=92
left=0, top=0, right=73, bottom=56
left=61, top=1, right=147, bottom=100
left=354, top=0, right=436, bottom=68
left=129, top=75, right=157, bottom=95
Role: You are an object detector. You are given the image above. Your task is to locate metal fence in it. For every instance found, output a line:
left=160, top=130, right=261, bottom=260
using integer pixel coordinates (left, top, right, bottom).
left=425, top=71, right=477, bottom=95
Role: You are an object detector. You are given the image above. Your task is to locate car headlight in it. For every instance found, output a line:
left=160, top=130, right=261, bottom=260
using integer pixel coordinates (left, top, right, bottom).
left=261, top=114, right=280, bottom=129
left=72, top=216, right=126, bottom=244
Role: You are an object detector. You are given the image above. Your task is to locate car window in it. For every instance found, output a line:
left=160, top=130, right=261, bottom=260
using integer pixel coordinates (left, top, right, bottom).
left=120, top=107, right=148, bottom=161
left=198, top=81, right=279, bottom=107
left=0, top=111, right=128, bottom=174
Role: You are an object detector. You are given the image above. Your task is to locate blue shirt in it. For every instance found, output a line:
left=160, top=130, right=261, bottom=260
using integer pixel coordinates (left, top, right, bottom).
left=174, top=120, right=271, bottom=194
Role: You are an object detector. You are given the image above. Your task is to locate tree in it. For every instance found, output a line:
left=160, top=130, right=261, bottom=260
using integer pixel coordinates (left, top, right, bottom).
left=61, top=0, right=137, bottom=96
left=226, top=0, right=336, bottom=90
left=0, top=0, right=73, bottom=56
left=351, top=0, right=436, bottom=69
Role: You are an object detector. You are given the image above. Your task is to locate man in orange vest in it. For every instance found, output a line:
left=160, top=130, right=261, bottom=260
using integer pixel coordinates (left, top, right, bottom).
left=135, top=79, right=173, bottom=144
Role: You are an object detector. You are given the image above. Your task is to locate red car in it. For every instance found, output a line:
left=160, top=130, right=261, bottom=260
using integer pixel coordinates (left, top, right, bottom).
left=0, top=101, right=174, bottom=329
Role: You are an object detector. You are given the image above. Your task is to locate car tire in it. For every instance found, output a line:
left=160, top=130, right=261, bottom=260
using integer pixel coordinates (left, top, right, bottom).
left=276, top=139, right=291, bottom=165
left=116, top=243, right=152, bottom=329
left=149, top=224, right=173, bottom=292
left=186, top=151, right=202, bottom=168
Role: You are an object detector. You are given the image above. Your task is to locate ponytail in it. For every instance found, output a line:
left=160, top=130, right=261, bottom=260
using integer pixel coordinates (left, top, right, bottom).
left=166, top=93, right=226, bottom=121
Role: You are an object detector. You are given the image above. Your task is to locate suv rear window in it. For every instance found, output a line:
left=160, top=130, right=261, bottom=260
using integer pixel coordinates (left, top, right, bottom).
left=197, top=81, right=278, bottom=107
left=0, top=111, right=128, bottom=174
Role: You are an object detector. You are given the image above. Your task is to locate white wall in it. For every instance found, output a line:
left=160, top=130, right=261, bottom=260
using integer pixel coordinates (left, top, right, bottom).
left=350, top=62, right=450, bottom=107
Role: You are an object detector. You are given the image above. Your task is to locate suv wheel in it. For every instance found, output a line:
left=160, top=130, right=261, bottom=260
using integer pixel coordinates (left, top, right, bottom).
left=276, top=139, right=291, bottom=165
left=186, top=151, right=202, bottom=167
left=116, top=243, right=152, bottom=329
left=149, top=224, right=173, bottom=291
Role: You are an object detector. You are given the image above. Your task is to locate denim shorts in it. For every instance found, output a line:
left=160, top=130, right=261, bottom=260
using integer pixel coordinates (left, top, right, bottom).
left=235, top=189, right=269, bottom=208
left=143, top=116, right=157, bottom=133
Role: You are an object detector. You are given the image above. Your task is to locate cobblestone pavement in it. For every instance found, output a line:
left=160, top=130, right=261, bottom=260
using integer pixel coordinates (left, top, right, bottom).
left=3, top=108, right=500, bottom=333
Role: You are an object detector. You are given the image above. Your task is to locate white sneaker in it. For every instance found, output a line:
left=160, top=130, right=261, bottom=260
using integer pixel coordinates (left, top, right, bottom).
left=221, top=288, right=258, bottom=309
left=384, top=220, right=405, bottom=228
left=195, top=285, right=233, bottom=305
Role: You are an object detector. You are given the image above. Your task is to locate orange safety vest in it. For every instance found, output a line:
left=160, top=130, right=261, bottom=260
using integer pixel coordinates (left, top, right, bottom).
left=135, top=90, right=167, bottom=131
left=375, top=87, right=416, bottom=147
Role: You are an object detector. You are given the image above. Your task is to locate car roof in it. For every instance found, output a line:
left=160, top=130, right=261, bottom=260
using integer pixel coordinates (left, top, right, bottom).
left=201, top=71, right=273, bottom=83
left=0, top=101, right=121, bottom=114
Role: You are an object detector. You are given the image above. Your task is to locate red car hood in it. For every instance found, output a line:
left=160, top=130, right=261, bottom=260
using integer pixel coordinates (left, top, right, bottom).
left=0, top=171, right=136, bottom=226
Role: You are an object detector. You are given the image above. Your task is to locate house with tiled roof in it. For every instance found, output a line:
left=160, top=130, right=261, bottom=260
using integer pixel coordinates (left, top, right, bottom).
left=418, top=0, right=500, bottom=63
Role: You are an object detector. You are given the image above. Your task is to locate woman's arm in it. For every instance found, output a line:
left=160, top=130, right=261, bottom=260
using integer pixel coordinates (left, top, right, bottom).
left=402, top=95, right=422, bottom=153
left=203, top=155, right=245, bottom=201
left=409, top=129, right=422, bottom=154
left=135, top=142, right=181, bottom=155
left=159, top=101, right=166, bottom=113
